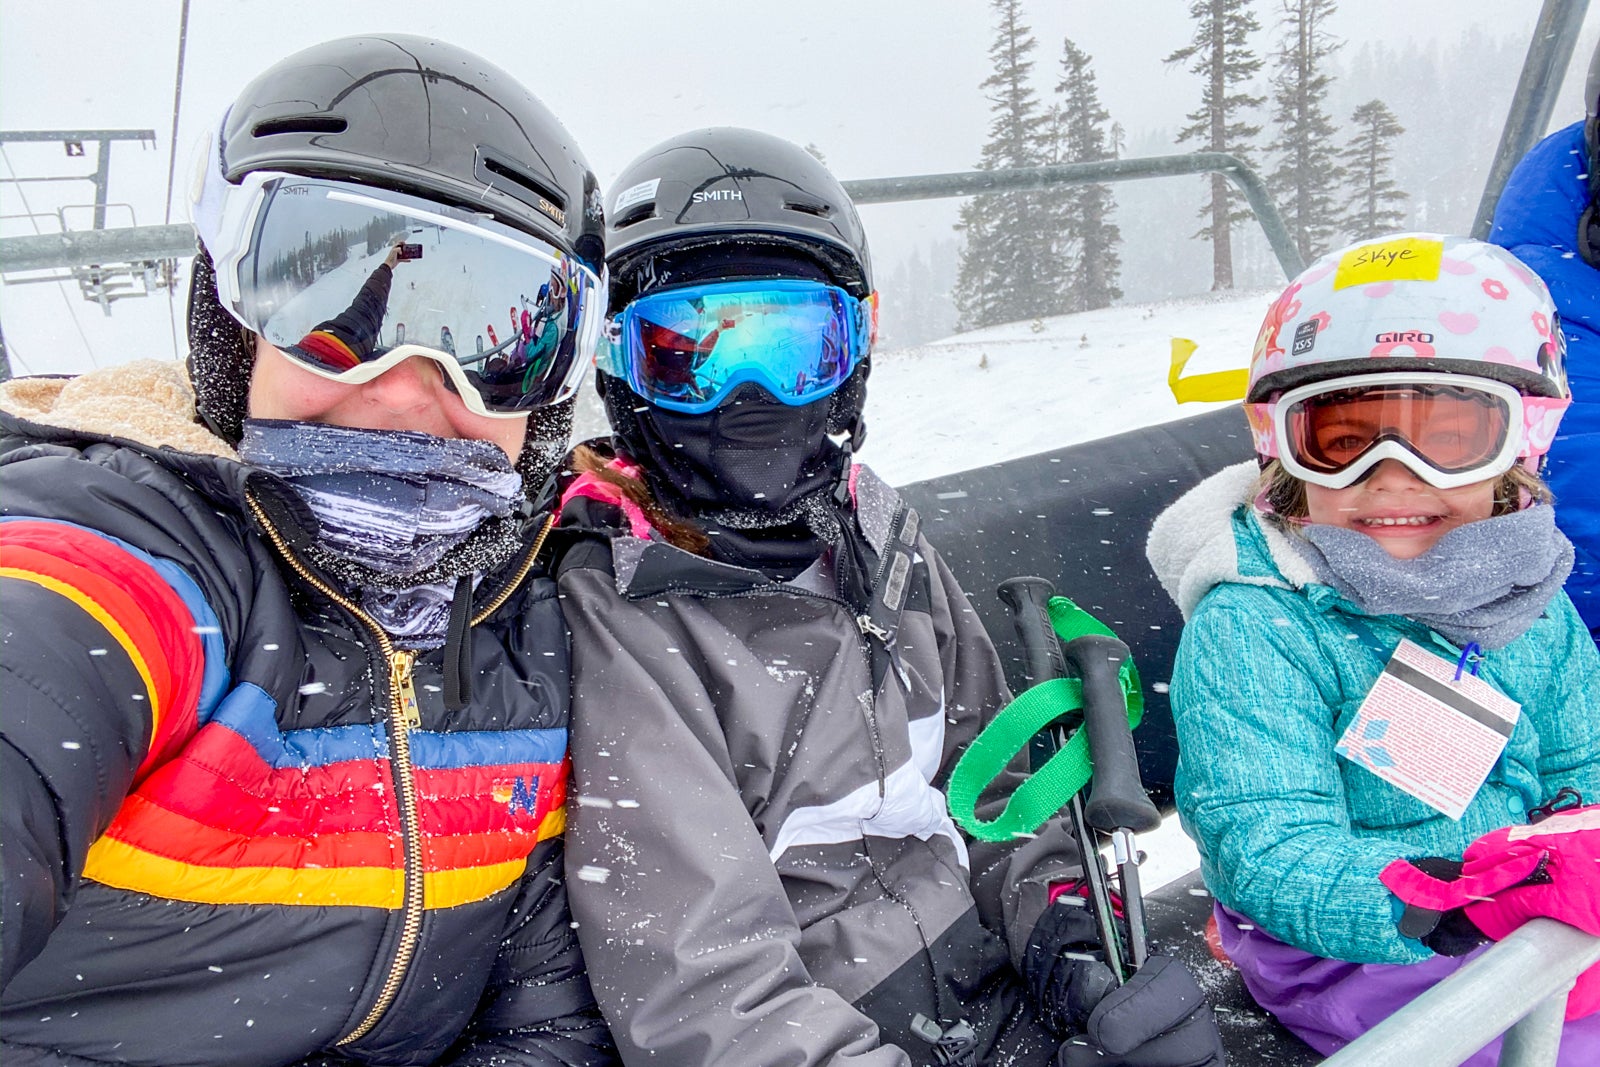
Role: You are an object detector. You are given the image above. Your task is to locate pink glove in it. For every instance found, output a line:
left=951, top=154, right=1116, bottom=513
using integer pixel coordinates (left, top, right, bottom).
left=1380, top=801, right=1600, bottom=1019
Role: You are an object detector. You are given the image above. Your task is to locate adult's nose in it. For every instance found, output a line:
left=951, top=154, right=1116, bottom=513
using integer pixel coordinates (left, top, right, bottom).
left=360, top=355, right=447, bottom=419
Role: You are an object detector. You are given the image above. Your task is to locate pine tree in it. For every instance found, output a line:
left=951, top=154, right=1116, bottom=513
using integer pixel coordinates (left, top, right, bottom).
left=1166, top=0, right=1265, bottom=290
left=1055, top=39, right=1122, bottom=311
left=1265, top=0, right=1344, bottom=261
left=954, top=0, right=1062, bottom=330
left=1339, top=99, right=1409, bottom=239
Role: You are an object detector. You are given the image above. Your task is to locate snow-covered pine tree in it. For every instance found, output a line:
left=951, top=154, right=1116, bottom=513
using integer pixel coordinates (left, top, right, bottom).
left=1338, top=98, right=1410, bottom=239
left=954, top=0, right=1063, bottom=330
left=1055, top=39, right=1122, bottom=312
left=1166, top=0, right=1265, bottom=290
left=1265, top=0, right=1344, bottom=261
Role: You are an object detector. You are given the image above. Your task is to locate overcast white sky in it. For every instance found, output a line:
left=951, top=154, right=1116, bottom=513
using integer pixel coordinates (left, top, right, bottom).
left=0, top=0, right=1593, bottom=374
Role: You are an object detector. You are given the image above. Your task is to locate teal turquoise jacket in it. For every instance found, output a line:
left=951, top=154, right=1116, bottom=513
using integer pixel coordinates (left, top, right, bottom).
left=1146, top=463, right=1600, bottom=965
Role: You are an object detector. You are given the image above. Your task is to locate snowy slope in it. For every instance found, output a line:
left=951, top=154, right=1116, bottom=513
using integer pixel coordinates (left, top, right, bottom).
left=859, top=289, right=1272, bottom=485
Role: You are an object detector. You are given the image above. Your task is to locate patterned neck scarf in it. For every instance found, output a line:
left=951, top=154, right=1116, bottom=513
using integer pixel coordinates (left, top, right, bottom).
left=239, top=419, right=526, bottom=648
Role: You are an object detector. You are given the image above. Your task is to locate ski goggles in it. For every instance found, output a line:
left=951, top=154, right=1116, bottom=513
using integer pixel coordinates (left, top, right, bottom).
left=598, top=279, right=875, bottom=415
left=1268, top=372, right=1527, bottom=490
left=198, top=170, right=604, bottom=418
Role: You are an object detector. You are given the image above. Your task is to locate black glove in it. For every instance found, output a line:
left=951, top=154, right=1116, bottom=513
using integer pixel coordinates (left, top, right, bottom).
left=1025, top=901, right=1223, bottom=1067
left=1392, top=857, right=1491, bottom=957
left=1024, top=898, right=1119, bottom=1036
left=1054, top=956, right=1226, bottom=1067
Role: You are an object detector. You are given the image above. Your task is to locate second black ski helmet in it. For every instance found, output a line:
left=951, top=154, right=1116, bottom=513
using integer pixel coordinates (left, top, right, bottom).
left=187, top=34, right=604, bottom=447
left=604, top=127, right=873, bottom=311
left=599, top=128, right=875, bottom=446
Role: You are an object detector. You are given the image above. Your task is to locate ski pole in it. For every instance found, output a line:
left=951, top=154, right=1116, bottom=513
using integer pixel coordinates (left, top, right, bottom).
left=998, top=576, right=1127, bottom=985
left=1058, top=629, right=1162, bottom=971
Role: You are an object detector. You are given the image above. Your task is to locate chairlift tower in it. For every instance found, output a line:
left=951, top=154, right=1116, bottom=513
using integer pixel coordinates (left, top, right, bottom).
left=0, top=128, right=176, bottom=320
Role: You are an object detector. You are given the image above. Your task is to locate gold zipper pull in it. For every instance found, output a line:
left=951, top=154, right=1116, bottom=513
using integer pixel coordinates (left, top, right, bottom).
left=389, top=650, right=421, bottom=731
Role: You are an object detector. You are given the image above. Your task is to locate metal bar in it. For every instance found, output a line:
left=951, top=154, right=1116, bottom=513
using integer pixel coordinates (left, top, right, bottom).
left=91, top=140, right=112, bottom=231
left=0, top=129, right=157, bottom=144
left=0, top=176, right=107, bottom=184
left=1470, top=0, right=1590, bottom=238
left=2, top=154, right=1301, bottom=277
left=843, top=151, right=1306, bottom=279
left=0, top=223, right=195, bottom=272
left=1321, top=919, right=1600, bottom=1067
left=1497, top=994, right=1569, bottom=1067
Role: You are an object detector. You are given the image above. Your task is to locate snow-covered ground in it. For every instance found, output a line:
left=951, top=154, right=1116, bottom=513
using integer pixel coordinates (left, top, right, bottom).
left=861, top=289, right=1272, bottom=485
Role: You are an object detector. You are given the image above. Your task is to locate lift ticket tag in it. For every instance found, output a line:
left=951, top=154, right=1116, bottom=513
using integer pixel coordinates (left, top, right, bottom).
left=1335, top=638, right=1520, bottom=820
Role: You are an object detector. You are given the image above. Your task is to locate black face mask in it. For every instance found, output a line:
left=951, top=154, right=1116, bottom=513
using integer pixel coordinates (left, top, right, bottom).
left=611, top=381, right=848, bottom=576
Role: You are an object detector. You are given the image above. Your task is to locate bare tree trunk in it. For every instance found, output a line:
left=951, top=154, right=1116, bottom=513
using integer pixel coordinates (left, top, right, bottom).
left=1209, top=4, right=1234, bottom=290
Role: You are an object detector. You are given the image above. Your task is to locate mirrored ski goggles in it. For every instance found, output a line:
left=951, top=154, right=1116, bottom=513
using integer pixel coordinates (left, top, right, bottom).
left=1272, top=373, right=1526, bottom=490
left=202, top=170, right=604, bottom=418
left=598, top=279, right=876, bottom=414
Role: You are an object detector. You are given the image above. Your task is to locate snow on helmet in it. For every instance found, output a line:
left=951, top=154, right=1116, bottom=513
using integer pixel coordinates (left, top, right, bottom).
left=1245, top=233, right=1570, bottom=468
left=186, top=34, right=603, bottom=446
left=604, top=127, right=873, bottom=311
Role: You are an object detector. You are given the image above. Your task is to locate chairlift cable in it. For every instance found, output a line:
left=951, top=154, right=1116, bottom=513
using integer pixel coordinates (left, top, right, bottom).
left=162, top=0, right=192, bottom=360
left=0, top=145, right=99, bottom=368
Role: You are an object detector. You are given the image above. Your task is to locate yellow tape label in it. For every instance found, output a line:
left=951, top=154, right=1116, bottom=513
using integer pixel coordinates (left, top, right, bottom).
left=1333, top=237, right=1443, bottom=290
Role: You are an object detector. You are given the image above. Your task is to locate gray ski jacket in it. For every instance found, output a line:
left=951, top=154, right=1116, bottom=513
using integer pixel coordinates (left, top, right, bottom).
left=554, top=459, right=1083, bottom=1067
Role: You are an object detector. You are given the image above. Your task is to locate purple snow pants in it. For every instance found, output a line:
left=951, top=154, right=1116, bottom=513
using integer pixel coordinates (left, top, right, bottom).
left=1214, top=903, right=1600, bottom=1065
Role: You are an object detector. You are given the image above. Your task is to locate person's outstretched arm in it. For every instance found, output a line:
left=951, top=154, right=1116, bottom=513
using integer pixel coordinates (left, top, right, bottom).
left=1, top=517, right=216, bottom=988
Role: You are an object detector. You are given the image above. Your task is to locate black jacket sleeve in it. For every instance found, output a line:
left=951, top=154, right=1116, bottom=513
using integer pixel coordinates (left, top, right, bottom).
left=1, top=577, right=156, bottom=988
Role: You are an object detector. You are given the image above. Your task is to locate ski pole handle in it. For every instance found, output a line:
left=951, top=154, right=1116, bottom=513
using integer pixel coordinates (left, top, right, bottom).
left=997, top=574, right=1127, bottom=982
left=997, top=577, right=1067, bottom=689
left=1060, top=634, right=1163, bottom=835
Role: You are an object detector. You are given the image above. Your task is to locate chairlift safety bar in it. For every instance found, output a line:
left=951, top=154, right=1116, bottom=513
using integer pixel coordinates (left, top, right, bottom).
left=1322, top=918, right=1600, bottom=1067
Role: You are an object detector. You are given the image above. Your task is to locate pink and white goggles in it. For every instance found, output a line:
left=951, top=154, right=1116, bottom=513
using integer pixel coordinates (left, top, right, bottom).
left=1249, top=372, right=1570, bottom=490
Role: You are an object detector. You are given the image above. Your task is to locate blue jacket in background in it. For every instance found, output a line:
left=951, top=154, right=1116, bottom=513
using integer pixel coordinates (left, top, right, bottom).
left=1491, top=120, right=1600, bottom=635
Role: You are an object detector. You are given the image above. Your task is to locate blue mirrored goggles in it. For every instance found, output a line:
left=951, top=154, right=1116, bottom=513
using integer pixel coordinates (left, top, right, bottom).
left=600, top=279, right=875, bottom=414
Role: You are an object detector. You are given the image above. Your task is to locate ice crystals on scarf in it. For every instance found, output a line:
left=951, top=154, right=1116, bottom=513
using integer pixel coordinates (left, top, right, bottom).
left=239, top=419, right=525, bottom=648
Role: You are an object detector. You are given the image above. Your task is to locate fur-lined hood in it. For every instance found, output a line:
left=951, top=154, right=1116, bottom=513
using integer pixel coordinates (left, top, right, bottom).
left=0, top=359, right=236, bottom=460
left=1145, top=460, right=1319, bottom=620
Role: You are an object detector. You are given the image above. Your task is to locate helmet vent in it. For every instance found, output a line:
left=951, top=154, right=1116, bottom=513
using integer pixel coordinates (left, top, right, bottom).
left=613, top=204, right=654, bottom=229
left=251, top=116, right=348, bottom=137
left=479, top=154, right=566, bottom=214
left=784, top=197, right=832, bottom=219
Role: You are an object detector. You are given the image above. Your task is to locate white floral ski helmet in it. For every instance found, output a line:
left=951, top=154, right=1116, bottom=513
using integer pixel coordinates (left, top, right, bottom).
left=1245, top=233, right=1570, bottom=470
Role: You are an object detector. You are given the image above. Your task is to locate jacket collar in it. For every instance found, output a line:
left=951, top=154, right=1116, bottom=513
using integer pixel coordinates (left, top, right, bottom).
left=1146, top=460, right=1321, bottom=620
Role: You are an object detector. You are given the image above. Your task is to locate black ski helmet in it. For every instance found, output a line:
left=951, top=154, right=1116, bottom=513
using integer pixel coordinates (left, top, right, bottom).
left=599, top=127, right=875, bottom=446
left=605, top=127, right=873, bottom=310
left=187, top=34, right=604, bottom=452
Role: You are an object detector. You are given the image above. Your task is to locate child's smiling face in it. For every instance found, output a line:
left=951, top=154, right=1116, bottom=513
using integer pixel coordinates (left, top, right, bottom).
left=1303, top=459, right=1498, bottom=560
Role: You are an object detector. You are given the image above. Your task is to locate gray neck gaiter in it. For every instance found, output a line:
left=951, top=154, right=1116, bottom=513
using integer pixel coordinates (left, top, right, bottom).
left=1293, top=505, right=1574, bottom=650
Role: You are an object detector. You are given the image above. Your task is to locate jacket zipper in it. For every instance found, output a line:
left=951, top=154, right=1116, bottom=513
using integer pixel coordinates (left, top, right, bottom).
left=246, top=491, right=550, bottom=1044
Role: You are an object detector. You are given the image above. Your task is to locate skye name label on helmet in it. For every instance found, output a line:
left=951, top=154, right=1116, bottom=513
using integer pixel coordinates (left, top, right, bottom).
left=1333, top=236, right=1444, bottom=290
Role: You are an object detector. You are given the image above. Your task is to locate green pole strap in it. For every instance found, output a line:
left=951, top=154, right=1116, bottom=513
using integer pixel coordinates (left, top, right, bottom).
left=947, top=596, right=1145, bottom=842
